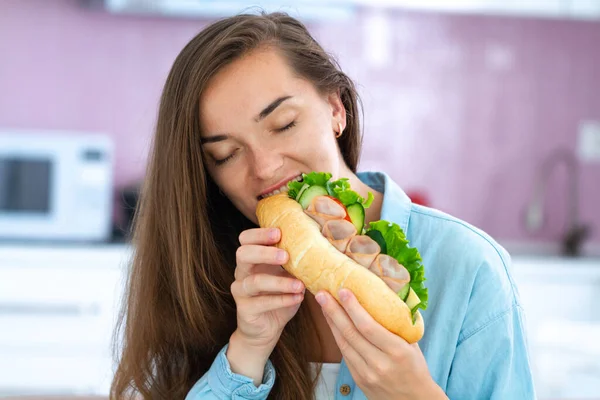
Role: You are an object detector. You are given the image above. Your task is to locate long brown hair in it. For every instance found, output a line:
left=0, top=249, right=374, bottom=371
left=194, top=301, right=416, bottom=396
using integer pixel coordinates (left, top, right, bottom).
left=111, top=11, right=363, bottom=399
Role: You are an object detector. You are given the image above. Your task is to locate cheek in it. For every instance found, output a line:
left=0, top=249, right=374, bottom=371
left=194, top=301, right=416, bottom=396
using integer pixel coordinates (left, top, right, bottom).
left=294, top=124, right=339, bottom=166
left=293, top=114, right=333, bottom=148
left=208, top=168, right=249, bottom=208
left=220, top=178, right=247, bottom=203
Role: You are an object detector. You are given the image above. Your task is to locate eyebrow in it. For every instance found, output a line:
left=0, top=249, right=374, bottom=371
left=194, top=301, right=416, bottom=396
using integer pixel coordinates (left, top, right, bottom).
left=255, top=95, right=293, bottom=122
left=200, top=134, right=228, bottom=145
left=200, top=95, right=293, bottom=144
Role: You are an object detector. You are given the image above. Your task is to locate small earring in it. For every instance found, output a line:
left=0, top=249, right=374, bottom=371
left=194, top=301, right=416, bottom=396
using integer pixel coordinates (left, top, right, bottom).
left=335, top=122, right=344, bottom=139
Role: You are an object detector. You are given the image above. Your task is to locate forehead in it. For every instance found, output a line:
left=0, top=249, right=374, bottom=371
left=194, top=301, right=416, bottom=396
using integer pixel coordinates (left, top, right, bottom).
left=199, top=48, right=312, bottom=129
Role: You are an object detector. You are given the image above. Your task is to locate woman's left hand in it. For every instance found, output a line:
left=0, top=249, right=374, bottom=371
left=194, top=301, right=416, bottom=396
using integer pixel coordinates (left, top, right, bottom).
left=315, top=288, right=448, bottom=400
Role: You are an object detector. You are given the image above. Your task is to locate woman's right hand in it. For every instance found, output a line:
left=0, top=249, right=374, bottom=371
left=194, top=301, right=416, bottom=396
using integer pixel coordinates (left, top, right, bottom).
left=230, top=227, right=305, bottom=352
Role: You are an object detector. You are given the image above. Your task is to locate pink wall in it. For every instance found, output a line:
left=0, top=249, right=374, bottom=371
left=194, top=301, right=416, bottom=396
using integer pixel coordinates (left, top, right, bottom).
left=1, top=0, right=599, bottom=245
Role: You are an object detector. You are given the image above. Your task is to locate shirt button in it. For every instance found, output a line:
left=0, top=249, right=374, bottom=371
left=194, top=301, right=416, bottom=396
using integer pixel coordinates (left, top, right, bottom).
left=339, top=384, right=351, bottom=396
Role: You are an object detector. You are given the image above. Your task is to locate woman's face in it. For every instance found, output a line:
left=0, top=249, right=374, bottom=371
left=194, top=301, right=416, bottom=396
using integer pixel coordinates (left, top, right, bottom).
left=199, top=47, right=348, bottom=224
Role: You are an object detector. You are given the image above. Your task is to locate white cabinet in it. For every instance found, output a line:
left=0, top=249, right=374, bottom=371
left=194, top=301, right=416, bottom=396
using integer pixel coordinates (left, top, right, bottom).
left=1, top=245, right=599, bottom=397
left=0, top=245, right=131, bottom=396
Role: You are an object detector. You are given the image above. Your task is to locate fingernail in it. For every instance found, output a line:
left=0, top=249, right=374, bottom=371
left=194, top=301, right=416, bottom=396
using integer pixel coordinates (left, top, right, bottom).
left=293, top=281, right=303, bottom=291
left=339, top=289, right=350, bottom=302
left=315, top=292, right=326, bottom=305
left=276, top=250, right=287, bottom=263
left=269, top=229, right=279, bottom=241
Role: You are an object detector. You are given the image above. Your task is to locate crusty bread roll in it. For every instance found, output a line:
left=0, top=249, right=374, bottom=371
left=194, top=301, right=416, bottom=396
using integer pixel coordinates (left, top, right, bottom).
left=256, top=192, right=424, bottom=343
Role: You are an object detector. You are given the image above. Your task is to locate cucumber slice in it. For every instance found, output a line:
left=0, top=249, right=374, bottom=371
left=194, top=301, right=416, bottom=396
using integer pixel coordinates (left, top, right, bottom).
left=298, top=185, right=328, bottom=209
left=404, top=287, right=421, bottom=310
left=295, top=183, right=310, bottom=202
left=397, top=284, right=410, bottom=301
left=366, top=229, right=387, bottom=254
left=346, top=203, right=365, bottom=233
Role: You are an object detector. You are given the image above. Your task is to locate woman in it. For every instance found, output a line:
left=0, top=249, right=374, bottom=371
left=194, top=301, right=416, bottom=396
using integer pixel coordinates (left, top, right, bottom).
left=111, top=12, right=536, bottom=400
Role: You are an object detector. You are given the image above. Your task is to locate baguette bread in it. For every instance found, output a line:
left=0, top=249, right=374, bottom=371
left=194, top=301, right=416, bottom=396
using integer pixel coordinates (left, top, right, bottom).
left=256, top=192, right=424, bottom=343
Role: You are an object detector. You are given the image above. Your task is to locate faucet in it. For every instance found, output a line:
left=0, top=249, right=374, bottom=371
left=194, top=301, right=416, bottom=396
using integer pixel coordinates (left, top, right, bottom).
left=524, top=147, right=591, bottom=256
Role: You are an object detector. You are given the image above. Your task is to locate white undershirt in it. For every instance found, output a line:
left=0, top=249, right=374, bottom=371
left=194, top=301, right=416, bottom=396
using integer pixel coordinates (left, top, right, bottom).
left=310, top=362, right=341, bottom=399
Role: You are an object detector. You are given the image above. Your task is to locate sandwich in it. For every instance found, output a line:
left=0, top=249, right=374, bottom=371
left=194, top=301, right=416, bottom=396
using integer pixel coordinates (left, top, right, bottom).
left=256, top=172, right=427, bottom=343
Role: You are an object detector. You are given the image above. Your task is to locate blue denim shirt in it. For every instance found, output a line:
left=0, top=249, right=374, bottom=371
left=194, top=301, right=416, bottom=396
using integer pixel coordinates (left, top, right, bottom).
left=186, top=171, right=536, bottom=399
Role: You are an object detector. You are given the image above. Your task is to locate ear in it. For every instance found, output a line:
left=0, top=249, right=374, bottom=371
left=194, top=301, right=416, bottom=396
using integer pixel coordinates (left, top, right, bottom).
left=327, top=89, right=347, bottom=132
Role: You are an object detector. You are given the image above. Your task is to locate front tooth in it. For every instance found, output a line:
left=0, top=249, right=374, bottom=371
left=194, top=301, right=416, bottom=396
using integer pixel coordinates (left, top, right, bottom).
left=262, top=178, right=299, bottom=199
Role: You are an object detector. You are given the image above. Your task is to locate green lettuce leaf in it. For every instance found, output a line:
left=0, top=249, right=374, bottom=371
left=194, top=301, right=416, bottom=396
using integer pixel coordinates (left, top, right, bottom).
left=287, top=181, right=303, bottom=200
left=366, top=220, right=428, bottom=316
left=326, top=177, right=350, bottom=195
left=287, top=172, right=373, bottom=209
left=302, top=171, right=333, bottom=187
left=287, top=172, right=332, bottom=200
left=335, top=189, right=361, bottom=206
left=362, top=192, right=374, bottom=208
left=326, top=177, right=374, bottom=209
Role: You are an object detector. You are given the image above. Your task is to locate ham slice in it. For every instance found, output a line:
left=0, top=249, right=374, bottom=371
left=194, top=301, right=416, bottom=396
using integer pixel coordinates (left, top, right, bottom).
left=304, top=195, right=346, bottom=227
left=369, top=254, right=410, bottom=293
left=322, top=219, right=357, bottom=252
left=345, top=235, right=381, bottom=267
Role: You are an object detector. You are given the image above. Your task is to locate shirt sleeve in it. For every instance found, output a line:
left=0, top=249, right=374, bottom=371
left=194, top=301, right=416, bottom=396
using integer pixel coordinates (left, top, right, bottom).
left=185, top=343, right=276, bottom=400
left=445, top=248, right=537, bottom=400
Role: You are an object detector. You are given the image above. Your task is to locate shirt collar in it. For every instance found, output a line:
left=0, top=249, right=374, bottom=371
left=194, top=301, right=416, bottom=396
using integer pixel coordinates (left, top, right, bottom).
left=356, top=170, right=412, bottom=233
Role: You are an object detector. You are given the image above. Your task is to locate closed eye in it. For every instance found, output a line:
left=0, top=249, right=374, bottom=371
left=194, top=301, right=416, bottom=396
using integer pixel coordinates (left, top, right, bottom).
left=213, top=121, right=295, bottom=166
left=213, top=150, right=238, bottom=166
left=275, top=120, right=296, bottom=133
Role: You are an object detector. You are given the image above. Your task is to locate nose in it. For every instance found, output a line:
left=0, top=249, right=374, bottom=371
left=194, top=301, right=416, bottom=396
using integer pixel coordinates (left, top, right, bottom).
left=249, top=145, right=284, bottom=181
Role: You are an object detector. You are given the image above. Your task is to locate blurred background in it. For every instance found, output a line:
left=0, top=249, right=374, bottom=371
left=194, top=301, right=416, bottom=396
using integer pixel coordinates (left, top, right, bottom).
left=1, top=0, right=599, bottom=398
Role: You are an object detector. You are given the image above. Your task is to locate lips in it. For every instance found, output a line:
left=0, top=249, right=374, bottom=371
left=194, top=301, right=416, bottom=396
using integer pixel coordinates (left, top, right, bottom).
left=258, top=175, right=303, bottom=200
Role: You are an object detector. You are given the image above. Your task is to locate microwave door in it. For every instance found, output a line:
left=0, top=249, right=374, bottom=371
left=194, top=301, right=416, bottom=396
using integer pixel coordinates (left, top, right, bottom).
left=0, top=157, right=54, bottom=237
left=0, top=157, right=53, bottom=213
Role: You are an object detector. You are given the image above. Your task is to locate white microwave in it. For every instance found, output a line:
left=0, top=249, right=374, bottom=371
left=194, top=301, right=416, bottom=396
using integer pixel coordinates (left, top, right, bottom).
left=0, top=130, right=114, bottom=242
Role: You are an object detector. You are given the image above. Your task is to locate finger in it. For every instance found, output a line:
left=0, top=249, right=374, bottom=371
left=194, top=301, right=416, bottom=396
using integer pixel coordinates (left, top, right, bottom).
left=323, top=313, right=368, bottom=372
left=338, top=288, right=408, bottom=352
left=235, top=262, right=290, bottom=281
left=236, top=245, right=288, bottom=266
left=317, top=291, right=384, bottom=360
left=238, top=274, right=304, bottom=297
left=239, top=228, right=280, bottom=245
left=235, top=246, right=288, bottom=280
left=251, top=263, right=294, bottom=278
left=234, top=263, right=252, bottom=281
left=243, top=292, right=304, bottom=314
